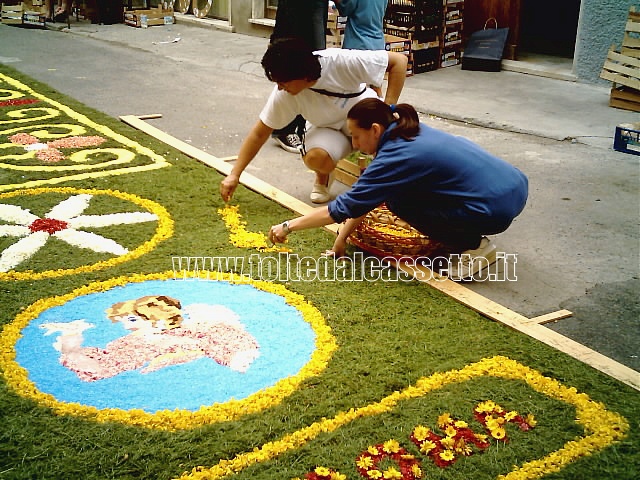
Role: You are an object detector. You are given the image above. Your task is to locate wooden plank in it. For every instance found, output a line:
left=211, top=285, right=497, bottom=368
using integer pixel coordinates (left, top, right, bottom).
left=121, top=114, right=640, bottom=392
left=610, top=96, right=640, bottom=112
left=605, top=50, right=640, bottom=69
left=119, top=114, right=334, bottom=229
left=625, top=18, right=640, bottom=34
left=600, top=69, right=640, bottom=91
left=393, top=260, right=640, bottom=391
left=611, top=85, right=640, bottom=102
left=336, top=158, right=361, bottom=176
left=333, top=168, right=358, bottom=187
left=136, top=113, right=163, bottom=120
left=527, top=309, right=573, bottom=325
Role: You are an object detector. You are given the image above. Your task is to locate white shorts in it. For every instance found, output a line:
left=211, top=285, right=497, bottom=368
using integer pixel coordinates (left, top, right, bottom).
left=302, top=124, right=354, bottom=164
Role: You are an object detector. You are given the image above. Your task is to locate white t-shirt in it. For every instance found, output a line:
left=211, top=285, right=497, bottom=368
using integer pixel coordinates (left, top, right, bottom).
left=259, top=48, right=388, bottom=131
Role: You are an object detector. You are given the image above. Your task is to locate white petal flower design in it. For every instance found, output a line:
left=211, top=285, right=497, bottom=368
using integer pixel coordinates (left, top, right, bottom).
left=0, top=194, right=158, bottom=272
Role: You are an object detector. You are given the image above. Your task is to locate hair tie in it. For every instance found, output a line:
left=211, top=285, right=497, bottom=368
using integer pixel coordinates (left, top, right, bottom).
left=389, top=104, right=396, bottom=113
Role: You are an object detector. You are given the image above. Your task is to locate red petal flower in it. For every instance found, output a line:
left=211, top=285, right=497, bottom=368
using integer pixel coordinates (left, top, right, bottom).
left=29, top=218, right=69, bottom=234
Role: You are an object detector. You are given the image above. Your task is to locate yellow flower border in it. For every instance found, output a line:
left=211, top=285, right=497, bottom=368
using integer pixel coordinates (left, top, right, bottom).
left=0, top=72, right=170, bottom=192
left=218, top=204, right=286, bottom=252
left=176, top=356, right=628, bottom=480
left=0, top=270, right=338, bottom=431
left=0, top=187, right=173, bottom=281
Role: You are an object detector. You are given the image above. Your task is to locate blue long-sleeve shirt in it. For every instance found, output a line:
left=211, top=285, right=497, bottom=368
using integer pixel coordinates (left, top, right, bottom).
left=328, top=123, right=528, bottom=233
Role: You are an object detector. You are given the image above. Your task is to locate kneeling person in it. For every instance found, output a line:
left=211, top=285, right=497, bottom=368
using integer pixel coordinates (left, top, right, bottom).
left=268, top=98, right=529, bottom=280
left=220, top=38, right=408, bottom=204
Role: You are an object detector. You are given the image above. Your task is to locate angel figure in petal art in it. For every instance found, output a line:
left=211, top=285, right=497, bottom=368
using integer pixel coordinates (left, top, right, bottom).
left=40, top=295, right=260, bottom=382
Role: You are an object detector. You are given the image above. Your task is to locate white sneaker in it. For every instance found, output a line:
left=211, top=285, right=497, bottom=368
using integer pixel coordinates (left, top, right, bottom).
left=310, top=173, right=334, bottom=204
left=274, top=134, right=302, bottom=154
left=447, top=237, right=497, bottom=281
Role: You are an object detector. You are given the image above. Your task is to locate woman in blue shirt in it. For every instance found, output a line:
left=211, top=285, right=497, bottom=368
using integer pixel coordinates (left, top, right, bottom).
left=268, top=98, right=528, bottom=278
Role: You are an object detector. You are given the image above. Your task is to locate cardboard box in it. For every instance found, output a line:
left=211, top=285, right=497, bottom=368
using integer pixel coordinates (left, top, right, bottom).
left=124, top=7, right=174, bottom=28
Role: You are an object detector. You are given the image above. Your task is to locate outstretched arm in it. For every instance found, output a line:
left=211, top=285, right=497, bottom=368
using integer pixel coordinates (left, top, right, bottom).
left=268, top=206, right=335, bottom=244
left=384, top=51, right=408, bottom=105
left=220, top=120, right=273, bottom=202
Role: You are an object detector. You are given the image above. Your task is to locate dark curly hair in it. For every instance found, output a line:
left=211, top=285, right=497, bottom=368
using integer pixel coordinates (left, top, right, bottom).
left=261, top=37, right=322, bottom=83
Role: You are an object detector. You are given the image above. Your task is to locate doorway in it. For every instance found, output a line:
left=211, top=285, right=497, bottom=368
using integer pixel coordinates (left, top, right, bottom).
left=519, top=0, right=581, bottom=58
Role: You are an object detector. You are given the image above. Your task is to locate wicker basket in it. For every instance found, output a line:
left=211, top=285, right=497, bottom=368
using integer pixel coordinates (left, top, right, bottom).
left=348, top=204, right=446, bottom=258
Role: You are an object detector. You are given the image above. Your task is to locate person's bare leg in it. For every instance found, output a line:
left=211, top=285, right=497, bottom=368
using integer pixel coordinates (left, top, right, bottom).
left=303, top=148, right=336, bottom=203
left=303, top=147, right=335, bottom=185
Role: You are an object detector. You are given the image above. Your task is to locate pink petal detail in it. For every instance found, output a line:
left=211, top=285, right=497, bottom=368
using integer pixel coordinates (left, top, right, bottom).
left=36, top=148, right=65, bottom=163
left=48, top=136, right=107, bottom=149
left=9, top=133, right=39, bottom=145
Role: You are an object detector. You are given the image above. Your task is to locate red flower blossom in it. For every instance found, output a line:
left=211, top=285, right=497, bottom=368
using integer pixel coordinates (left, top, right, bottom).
left=0, top=98, right=39, bottom=107
left=28, top=218, right=69, bottom=234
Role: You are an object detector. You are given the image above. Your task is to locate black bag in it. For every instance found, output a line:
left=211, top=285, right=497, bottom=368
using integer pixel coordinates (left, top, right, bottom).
left=461, top=18, right=510, bottom=72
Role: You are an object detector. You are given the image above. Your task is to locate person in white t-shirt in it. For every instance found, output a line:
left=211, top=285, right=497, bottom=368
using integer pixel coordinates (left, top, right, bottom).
left=220, top=38, right=407, bottom=204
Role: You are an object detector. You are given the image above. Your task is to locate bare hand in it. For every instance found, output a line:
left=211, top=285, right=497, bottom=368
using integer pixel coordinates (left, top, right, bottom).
left=268, top=223, right=288, bottom=244
left=328, top=237, right=348, bottom=258
left=220, top=174, right=239, bottom=202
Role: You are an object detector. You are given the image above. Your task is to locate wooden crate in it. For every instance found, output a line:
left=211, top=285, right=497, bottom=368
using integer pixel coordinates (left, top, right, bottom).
left=326, top=29, right=343, bottom=48
left=124, top=7, right=174, bottom=27
left=22, top=9, right=46, bottom=27
left=385, top=34, right=411, bottom=54
left=334, top=155, right=369, bottom=186
left=1, top=3, right=24, bottom=24
left=609, top=84, right=640, bottom=112
left=327, top=11, right=346, bottom=30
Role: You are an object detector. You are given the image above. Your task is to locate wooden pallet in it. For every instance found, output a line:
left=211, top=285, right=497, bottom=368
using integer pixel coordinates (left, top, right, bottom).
left=621, top=6, right=640, bottom=58
left=600, top=6, right=640, bottom=111
left=601, top=49, right=640, bottom=91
